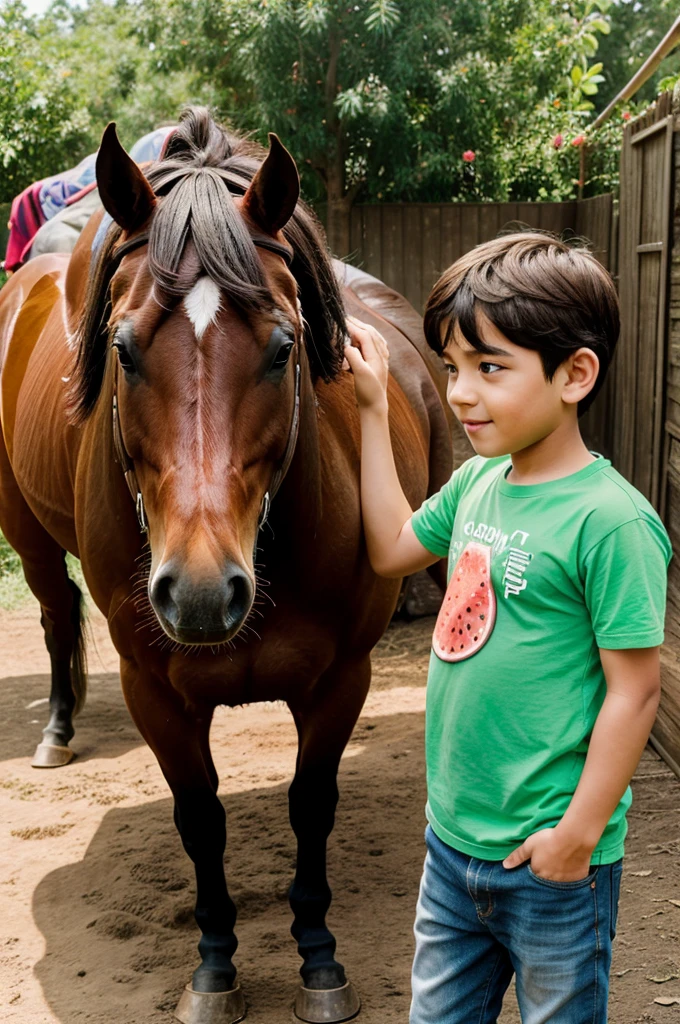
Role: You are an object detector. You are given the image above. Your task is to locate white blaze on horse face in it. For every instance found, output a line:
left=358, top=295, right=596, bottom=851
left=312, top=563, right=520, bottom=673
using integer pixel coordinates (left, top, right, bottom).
left=184, top=277, right=222, bottom=341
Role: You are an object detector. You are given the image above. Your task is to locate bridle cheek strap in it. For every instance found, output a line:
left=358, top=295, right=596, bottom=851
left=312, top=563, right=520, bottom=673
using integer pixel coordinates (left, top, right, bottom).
left=257, top=359, right=301, bottom=532
left=112, top=367, right=148, bottom=534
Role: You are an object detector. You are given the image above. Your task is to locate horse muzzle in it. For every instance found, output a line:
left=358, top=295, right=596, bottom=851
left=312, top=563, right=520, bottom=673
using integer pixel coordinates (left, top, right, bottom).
left=149, top=560, right=255, bottom=645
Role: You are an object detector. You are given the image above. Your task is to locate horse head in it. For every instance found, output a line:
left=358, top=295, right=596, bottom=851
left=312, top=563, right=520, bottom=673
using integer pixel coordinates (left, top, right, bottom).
left=73, top=109, right=335, bottom=647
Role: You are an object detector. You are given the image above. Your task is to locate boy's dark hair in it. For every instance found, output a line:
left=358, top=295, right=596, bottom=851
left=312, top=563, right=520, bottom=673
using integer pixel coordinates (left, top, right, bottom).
left=423, top=231, right=620, bottom=416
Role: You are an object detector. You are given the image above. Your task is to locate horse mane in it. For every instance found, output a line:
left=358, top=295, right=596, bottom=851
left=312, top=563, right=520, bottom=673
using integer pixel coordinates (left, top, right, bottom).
left=69, top=106, right=347, bottom=421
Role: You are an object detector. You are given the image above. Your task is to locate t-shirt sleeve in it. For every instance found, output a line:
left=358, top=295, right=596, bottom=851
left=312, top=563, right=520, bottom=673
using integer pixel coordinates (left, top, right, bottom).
left=582, top=517, right=672, bottom=649
left=410, top=466, right=464, bottom=557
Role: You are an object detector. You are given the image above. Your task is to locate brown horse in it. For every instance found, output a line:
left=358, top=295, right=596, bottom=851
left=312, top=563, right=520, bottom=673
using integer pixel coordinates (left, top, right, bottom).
left=0, top=108, right=452, bottom=1022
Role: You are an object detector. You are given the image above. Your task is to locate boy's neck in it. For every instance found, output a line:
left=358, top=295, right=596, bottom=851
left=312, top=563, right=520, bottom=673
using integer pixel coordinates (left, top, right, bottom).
left=505, top=420, right=597, bottom=486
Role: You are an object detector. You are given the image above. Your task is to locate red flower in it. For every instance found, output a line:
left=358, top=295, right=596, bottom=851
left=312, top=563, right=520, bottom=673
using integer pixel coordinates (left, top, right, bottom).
left=462, top=150, right=476, bottom=163
left=571, top=134, right=585, bottom=147
left=552, top=134, right=564, bottom=149
left=622, top=111, right=631, bottom=121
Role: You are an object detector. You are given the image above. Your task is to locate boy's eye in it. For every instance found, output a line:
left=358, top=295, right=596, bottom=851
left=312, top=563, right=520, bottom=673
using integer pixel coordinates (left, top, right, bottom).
left=444, top=362, right=504, bottom=375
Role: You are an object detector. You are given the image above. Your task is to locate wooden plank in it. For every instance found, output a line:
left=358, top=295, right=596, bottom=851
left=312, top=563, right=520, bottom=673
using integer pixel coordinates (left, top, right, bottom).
left=638, top=241, right=664, bottom=253
left=631, top=117, right=672, bottom=146
left=349, top=205, right=363, bottom=266
left=655, top=116, right=675, bottom=512
left=538, top=202, right=570, bottom=236
left=478, top=203, right=501, bottom=245
left=634, top=251, right=661, bottom=498
left=660, top=427, right=671, bottom=522
left=381, top=206, right=404, bottom=297
left=632, top=124, right=662, bottom=500
left=402, top=206, right=423, bottom=312
left=459, top=204, right=480, bottom=259
left=654, top=474, right=680, bottom=775
left=576, top=194, right=613, bottom=268
left=514, top=202, right=541, bottom=230
left=421, top=206, right=442, bottom=305
left=362, top=205, right=382, bottom=280
left=615, top=120, right=641, bottom=480
left=439, top=205, right=462, bottom=272
left=497, top=203, right=519, bottom=235
left=608, top=201, right=619, bottom=280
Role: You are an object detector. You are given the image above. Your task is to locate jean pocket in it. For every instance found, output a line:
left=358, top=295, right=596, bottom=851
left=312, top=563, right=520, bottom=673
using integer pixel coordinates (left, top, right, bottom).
left=527, top=864, right=599, bottom=890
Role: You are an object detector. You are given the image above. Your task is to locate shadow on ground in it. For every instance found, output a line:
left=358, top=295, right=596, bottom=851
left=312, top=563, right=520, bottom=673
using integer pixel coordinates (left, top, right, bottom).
left=0, top=671, right=141, bottom=764
left=32, top=710, right=429, bottom=1024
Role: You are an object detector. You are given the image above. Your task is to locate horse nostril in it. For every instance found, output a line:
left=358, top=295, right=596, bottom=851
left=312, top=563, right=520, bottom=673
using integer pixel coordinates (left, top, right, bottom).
left=151, top=567, right=180, bottom=627
left=224, top=570, right=253, bottom=628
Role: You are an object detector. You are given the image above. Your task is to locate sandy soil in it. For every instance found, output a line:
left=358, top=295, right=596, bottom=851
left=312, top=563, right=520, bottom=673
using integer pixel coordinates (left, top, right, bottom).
left=1, top=602, right=680, bottom=1024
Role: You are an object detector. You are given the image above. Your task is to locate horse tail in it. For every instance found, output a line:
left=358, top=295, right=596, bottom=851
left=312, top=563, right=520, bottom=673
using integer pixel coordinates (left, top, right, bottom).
left=68, top=577, right=88, bottom=716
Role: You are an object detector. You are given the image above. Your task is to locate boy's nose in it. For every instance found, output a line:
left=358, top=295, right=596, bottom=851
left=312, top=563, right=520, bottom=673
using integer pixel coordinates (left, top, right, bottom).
left=447, top=375, right=478, bottom=408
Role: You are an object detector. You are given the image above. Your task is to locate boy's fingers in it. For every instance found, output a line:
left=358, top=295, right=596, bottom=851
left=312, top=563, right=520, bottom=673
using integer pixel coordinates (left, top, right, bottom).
left=342, top=343, right=363, bottom=369
left=347, top=316, right=388, bottom=352
left=502, top=842, right=529, bottom=869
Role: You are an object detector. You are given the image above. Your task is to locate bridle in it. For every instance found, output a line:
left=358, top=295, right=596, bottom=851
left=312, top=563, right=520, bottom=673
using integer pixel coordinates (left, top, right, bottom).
left=107, top=230, right=302, bottom=536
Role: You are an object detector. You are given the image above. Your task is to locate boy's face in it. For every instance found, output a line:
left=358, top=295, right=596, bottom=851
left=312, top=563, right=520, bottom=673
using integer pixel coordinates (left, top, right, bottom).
left=441, top=312, right=574, bottom=458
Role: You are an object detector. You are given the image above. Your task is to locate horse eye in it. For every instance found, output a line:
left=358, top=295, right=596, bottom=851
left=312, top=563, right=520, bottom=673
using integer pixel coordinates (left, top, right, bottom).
left=269, top=339, right=294, bottom=373
left=112, top=340, right=137, bottom=376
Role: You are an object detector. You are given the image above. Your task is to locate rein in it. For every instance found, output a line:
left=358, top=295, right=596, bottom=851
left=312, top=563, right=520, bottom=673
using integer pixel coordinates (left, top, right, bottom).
left=107, top=230, right=301, bottom=535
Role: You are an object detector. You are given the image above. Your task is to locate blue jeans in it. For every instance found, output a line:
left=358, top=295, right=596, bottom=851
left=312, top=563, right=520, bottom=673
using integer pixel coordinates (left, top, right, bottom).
left=411, top=825, right=623, bottom=1024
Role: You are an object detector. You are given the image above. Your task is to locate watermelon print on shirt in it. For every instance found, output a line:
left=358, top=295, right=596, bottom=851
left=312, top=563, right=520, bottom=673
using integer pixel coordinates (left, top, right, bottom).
left=410, top=454, right=672, bottom=864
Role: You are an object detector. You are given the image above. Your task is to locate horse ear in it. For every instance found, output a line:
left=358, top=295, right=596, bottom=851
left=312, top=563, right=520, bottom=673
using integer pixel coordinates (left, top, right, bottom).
left=242, top=133, right=300, bottom=235
left=96, top=122, right=156, bottom=232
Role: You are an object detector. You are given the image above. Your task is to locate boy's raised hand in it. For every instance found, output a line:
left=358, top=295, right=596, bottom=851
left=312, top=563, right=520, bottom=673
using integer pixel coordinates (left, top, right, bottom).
left=343, top=315, right=390, bottom=412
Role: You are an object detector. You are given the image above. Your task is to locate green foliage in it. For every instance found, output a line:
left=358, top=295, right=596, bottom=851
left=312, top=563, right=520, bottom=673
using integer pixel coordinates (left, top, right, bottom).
left=0, top=0, right=91, bottom=201
left=0, top=530, right=87, bottom=609
left=594, top=0, right=678, bottom=109
left=0, top=533, right=21, bottom=577
left=136, top=0, right=648, bottom=205
left=1, top=0, right=676, bottom=214
left=0, top=0, right=216, bottom=203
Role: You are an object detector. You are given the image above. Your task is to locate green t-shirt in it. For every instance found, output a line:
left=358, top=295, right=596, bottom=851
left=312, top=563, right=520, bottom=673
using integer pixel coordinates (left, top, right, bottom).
left=410, top=453, right=672, bottom=864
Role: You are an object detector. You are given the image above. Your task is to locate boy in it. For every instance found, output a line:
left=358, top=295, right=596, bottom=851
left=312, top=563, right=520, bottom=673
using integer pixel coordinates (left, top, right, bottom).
left=343, top=232, right=672, bottom=1024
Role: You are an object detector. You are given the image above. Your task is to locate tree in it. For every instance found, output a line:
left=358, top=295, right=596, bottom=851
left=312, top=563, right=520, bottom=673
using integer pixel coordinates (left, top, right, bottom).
left=0, top=0, right=90, bottom=200
left=594, top=0, right=679, bottom=110
left=0, top=0, right=217, bottom=203
left=138, top=0, right=632, bottom=250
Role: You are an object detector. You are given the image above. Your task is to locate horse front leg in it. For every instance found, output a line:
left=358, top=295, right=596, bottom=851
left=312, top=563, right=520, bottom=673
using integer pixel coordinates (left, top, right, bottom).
left=120, top=660, right=245, bottom=1024
left=288, top=657, right=370, bottom=1023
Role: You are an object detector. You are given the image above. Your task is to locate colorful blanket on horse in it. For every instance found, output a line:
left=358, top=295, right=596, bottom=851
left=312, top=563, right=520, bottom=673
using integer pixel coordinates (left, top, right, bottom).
left=4, top=155, right=97, bottom=272
left=4, top=181, right=45, bottom=272
left=4, top=129, right=175, bottom=272
left=28, top=188, right=102, bottom=261
left=38, top=153, right=97, bottom=221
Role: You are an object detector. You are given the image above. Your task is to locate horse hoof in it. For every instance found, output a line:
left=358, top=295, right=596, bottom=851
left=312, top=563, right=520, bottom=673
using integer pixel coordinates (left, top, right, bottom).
left=174, top=983, right=246, bottom=1024
left=293, top=981, right=360, bottom=1023
left=31, top=743, right=75, bottom=768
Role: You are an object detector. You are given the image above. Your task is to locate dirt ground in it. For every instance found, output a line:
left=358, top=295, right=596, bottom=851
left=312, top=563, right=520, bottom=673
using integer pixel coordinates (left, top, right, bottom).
left=1, top=603, right=680, bottom=1024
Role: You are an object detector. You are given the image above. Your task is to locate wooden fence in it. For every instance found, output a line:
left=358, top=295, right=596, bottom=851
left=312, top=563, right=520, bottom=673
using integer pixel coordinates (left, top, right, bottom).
left=340, top=196, right=616, bottom=316
left=336, top=194, right=617, bottom=461
left=647, top=90, right=680, bottom=775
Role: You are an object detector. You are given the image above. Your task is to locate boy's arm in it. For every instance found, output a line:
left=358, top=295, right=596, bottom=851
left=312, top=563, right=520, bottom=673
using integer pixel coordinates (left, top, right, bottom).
left=503, top=646, right=661, bottom=881
left=343, top=315, right=442, bottom=578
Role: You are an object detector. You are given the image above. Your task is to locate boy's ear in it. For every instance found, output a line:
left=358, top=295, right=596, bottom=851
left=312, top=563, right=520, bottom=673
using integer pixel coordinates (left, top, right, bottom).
left=561, top=348, right=599, bottom=406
